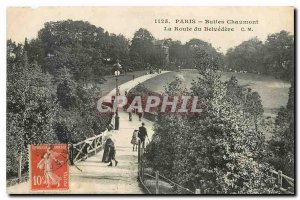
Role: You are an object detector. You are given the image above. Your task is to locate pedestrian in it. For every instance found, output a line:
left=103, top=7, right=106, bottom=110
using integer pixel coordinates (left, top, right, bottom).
left=101, top=127, right=112, bottom=163
left=133, top=75, right=135, bottom=80
left=115, top=113, right=120, bottom=130
left=131, top=129, right=139, bottom=151
left=102, top=125, right=118, bottom=166
left=138, top=111, right=143, bottom=121
left=138, top=122, right=148, bottom=149
left=127, top=107, right=133, bottom=121
left=106, top=134, right=118, bottom=167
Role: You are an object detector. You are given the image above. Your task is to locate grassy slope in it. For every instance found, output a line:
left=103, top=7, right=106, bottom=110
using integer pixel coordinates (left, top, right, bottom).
left=98, top=70, right=148, bottom=95
left=139, top=69, right=290, bottom=116
left=138, top=70, right=291, bottom=140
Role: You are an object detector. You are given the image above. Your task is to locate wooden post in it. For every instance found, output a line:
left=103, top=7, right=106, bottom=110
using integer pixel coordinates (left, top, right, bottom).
left=141, top=145, right=144, bottom=157
left=70, top=144, right=74, bottom=165
left=137, top=140, right=141, bottom=178
left=278, top=170, right=283, bottom=188
left=138, top=140, right=141, bottom=164
left=141, top=159, right=144, bottom=181
left=155, top=171, right=159, bottom=194
left=195, top=189, right=201, bottom=194
left=94, top=139, right=97, bottom=155
left=18, top=150, right=22, bottom=183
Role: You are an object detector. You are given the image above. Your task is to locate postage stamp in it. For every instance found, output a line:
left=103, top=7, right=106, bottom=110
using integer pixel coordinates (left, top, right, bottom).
left=30, top=144, right=69, bottom=191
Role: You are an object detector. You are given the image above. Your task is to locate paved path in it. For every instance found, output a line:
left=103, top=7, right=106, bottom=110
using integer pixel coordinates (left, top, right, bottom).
left=7, top=71, right=169, bottom=194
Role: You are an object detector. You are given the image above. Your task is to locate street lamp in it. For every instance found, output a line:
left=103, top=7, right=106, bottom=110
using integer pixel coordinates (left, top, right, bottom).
left=114, top=61, right=121, bottom=130
left=114, top=69, right=120, bottom=96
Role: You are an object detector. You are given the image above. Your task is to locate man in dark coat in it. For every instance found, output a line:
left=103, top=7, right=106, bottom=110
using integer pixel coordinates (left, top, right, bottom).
left=138, top=122, right=148, bottom=149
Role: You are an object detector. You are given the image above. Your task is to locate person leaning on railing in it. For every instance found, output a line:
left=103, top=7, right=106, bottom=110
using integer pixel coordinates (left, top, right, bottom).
left=101, top=124, right=118, bottom=166
left=101, top=127, right=110, bottom=163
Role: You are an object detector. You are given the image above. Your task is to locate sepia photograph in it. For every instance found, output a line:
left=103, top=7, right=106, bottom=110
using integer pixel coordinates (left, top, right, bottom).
left=5, top=6, right=294, bottom=195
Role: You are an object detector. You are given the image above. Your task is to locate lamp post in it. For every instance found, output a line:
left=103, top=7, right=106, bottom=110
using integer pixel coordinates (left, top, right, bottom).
left=114, top=70, right=120, bottom=96
left=114, top=61, right=121, bottom=130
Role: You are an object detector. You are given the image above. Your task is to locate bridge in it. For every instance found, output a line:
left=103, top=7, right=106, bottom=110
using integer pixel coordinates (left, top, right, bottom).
left=7, top=71, right=294, bottom=194
left=7, top=72, right=168, bottom=194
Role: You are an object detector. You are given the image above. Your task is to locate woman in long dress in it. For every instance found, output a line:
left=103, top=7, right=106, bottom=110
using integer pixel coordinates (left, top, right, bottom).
left=101, top=128, right=110, bottom=163
left=102, top=125, right=114, bottom=162
left=106, top=136, right=118, bottom=167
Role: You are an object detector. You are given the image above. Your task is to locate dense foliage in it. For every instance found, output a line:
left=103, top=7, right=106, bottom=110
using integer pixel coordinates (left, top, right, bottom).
left=225, top=31, right=294, bottom=80
left=7, top=40, right=59, bottom=176
left=145, top=48, right=278, bottom=194
left=267, top=80, right=294, bottom=178
left=7, top=19, right=294, bottom=193
left=168, top=39, right=224, bottom=70
left=7, top=25, right=112, bottom=177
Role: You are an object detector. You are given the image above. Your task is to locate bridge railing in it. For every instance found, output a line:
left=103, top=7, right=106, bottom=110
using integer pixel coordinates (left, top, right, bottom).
left=137, top=141, right=196, bottom=194
left=69, top=134, right=103, bottom=165
left=6, top=134, right=104, bottom=187
left=137, top=139, right=295, bottom=194
left=270, top=170, right=294, bottom=194
left=6, top=174, right=29, bottom=187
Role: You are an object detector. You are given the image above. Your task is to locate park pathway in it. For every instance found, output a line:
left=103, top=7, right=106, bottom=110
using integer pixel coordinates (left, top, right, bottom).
left=7, top=71, right=169, bottom=194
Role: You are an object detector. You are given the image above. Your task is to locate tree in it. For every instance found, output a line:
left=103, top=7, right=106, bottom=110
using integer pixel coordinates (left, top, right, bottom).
left=225, top=31, right=294, bottom=80
left=184, top=39, right=224, bottom=70
left=169, top=40, right=186, bottom=66
left=224, top=76, right=244, bottom=109
left=145, top=78, right=185, bottom=177
left=129, top=28, right=157, bottom=69
left=225, top=76, right=264, bottom=132
left=56, top=67, right=77, bottom=110
left=225, top=37, right=264, bottom=73
left=264, top=31, right=294, bottom=80
left=36, top=20, right=129, bottom=82
left=7, top=44, right=58, bottom=176
left=244, top=91, right=264, bottom=132
left=54, top=67, right=111, bottom=143
left=146, top=46, right=276, bottom=194
left=268, top=81, right=294, bottom=178
left=106, top=34, right=130, bottom=64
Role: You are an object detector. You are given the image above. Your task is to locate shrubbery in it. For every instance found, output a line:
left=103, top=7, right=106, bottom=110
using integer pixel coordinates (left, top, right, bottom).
left=145, top=49, right=278, bottom=194
left=7, top=40, right=110, bottom=178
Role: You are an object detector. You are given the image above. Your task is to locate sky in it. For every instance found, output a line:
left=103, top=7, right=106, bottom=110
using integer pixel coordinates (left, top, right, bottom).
left=7, top=7, right=294, bottom=53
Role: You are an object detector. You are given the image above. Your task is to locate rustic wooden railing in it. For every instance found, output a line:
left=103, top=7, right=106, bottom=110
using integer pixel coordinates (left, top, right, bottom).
left=69, top=134, right=103, bottom=165
left=6, top=133, right=103, bottom=187
left=270, top=170, right=294, bottom=194
left=137, top=139, right=295, bottom=194
left=6, top=174, right=29, bottom=187
left=137, top=141, right=195, bottom=194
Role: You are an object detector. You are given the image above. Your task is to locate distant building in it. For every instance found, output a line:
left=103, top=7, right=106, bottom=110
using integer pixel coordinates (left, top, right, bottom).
left=153, top=39, right=170, bottom=68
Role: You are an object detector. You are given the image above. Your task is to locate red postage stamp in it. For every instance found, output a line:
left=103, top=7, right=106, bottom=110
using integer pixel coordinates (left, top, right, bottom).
left=30, top=144, right=69, bottom=191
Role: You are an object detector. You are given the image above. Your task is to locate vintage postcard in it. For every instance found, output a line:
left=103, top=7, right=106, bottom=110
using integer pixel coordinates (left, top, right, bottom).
left=6, top=7, right=294, bottom=194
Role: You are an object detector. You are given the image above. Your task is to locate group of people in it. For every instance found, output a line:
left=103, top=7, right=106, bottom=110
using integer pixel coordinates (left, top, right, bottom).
left=131, top=122, right=148, bottom=151
left=101, top=122, right=148, bottom=167
left=127, top=107, right=143, bottom=122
